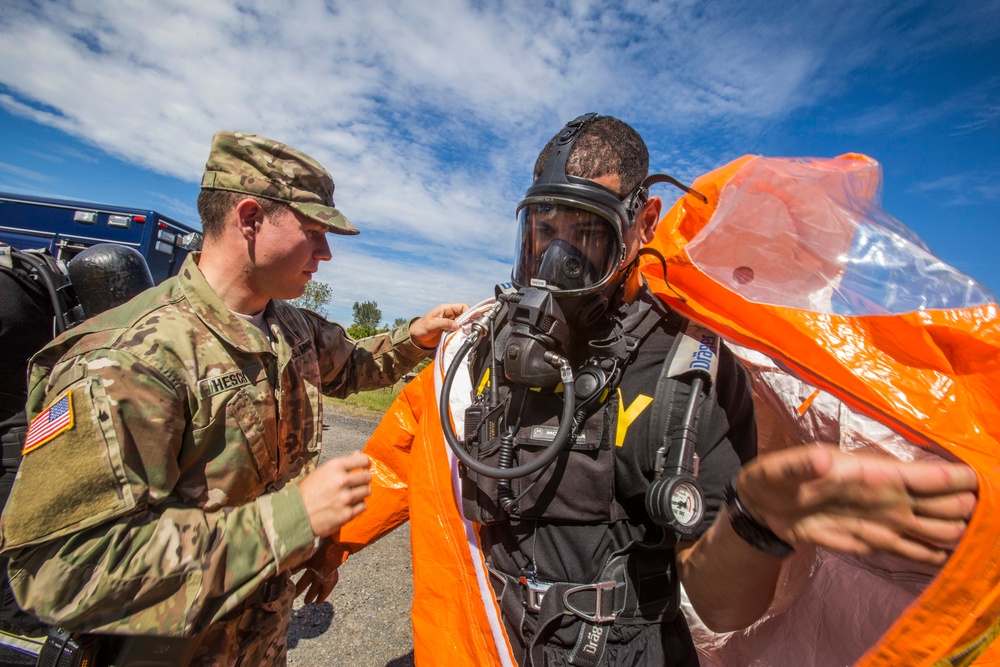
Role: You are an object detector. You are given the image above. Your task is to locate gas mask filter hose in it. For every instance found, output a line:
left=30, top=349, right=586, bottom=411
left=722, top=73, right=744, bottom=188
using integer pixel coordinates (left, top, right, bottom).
left=439, top=310, right=577, bottom=480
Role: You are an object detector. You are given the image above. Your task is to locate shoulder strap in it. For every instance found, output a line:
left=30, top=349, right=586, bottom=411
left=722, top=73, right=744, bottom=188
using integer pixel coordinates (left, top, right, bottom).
left=647, top=317, right=722, bottom=472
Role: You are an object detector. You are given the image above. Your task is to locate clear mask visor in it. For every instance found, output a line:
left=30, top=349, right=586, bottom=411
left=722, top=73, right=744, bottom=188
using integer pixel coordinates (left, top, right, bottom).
left=513, top=202, right=622, bottom=295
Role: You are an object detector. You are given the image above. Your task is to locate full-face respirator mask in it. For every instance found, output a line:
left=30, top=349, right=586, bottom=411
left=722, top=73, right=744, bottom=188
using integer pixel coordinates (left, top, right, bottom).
left=504, top=112, right=646, bottom=387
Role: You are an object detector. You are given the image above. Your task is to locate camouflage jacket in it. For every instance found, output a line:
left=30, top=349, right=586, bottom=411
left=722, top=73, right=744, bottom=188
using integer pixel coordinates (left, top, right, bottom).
left=0, top=255, right=428, bottom=664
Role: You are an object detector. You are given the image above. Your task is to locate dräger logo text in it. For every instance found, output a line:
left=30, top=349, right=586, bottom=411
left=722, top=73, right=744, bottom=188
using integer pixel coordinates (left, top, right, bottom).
left=688, top=334, right=717, bottom=372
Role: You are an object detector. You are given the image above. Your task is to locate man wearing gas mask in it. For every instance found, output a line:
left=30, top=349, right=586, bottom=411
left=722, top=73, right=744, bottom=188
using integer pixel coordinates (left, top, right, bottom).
left=298, top=114, right=977, bottom=666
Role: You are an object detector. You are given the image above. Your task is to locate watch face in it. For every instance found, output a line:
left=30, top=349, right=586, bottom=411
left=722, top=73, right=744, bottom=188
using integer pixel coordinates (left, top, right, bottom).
left=670, top=480, right=704, bottom=527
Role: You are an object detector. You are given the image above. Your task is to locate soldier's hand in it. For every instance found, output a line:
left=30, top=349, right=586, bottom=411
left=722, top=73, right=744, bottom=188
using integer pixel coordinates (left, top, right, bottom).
left=409, top=303, right=469, bottom=349
left=299, top=451, right=372, bottom=537
left=737, top=444, right=978, bottom=565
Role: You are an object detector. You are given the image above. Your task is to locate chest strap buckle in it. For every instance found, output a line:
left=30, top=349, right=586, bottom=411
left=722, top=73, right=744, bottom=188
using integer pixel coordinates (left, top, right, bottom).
left=519, top=576, right=552, bottom=611
left=563, top=581, right=621, bottom=623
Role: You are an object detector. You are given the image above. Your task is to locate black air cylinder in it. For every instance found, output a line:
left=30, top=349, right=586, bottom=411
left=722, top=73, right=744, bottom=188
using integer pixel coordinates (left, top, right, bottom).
left=67, top=243, right=154, bottom=317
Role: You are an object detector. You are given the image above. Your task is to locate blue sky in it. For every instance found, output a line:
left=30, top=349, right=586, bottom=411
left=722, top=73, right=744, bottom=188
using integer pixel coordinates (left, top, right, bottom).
left=1, top=1, right=997, bottom=326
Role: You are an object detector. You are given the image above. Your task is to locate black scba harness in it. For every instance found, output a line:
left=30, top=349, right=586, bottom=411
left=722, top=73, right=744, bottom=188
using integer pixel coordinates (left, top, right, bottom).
left=0, top=245, right=81, bottom=337
left=458, top=297, right=721, bottom=667
left=0, top=247, right=80, bottom=468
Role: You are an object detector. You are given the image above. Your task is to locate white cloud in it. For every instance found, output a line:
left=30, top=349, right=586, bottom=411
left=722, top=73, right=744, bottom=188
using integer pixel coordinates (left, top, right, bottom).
left=1, top=0, right=997, bottom=310
left=0, top=1, right=873, bottom=180
left=911, top=172, right=1000, bottom=206
left=0, top=159, right=52, bottom=183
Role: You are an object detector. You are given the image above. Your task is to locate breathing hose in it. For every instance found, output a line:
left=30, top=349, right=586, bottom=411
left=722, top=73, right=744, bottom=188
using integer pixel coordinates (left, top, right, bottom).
left=438, top=303, right=578, bottom=480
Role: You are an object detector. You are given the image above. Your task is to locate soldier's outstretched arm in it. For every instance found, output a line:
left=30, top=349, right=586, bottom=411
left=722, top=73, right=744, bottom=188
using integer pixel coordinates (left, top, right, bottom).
left=309, top=305, right=463, bottom=397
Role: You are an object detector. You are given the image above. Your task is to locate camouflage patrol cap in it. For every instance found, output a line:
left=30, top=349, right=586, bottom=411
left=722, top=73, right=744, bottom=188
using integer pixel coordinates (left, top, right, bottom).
left=200, top=130, right=359, bottom=235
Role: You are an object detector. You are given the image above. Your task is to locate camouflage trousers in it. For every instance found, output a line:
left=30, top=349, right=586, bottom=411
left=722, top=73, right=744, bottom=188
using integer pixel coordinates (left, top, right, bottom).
left=187, top=574, right=294, bottom=667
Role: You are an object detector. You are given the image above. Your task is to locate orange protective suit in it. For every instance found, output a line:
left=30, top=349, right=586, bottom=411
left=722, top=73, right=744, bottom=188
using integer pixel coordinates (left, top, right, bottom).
left=336, top=154, right=1000, bottom=666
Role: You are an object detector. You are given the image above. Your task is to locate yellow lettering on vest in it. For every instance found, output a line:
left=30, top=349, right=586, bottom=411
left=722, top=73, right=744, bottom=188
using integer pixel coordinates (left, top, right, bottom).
left=616, top=390, right=653, bottom=447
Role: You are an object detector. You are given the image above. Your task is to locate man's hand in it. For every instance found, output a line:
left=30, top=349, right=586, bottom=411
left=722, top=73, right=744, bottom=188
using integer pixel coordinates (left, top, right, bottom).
left=737, top=445, right=978, bottom=565
left=295, top=539, right=347, bottom=604
left=296, top=564, right=339, bottom=605
left=408, top=303, right=469, bottom=349
left=299, top=451, right=372, bottom=538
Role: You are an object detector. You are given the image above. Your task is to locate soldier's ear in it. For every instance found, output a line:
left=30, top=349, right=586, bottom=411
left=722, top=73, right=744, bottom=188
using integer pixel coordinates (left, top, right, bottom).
left=235, top=199, right=264, bottom=242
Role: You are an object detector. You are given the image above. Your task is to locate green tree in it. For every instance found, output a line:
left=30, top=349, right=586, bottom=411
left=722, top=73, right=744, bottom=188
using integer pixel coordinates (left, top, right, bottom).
left=348, top=300, right=382, bottom=339
left=392, top=317, right=408, bottom=329
left=290, top=281, right=333, bottom=318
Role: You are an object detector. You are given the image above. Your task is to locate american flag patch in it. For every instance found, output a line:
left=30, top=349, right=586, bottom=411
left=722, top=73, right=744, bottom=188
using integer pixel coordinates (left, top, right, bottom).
left=23, top=392, right=75, bottom=454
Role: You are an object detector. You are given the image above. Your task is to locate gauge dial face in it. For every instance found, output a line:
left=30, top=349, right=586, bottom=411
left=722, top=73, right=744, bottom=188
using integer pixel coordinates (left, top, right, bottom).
left=670, top=480, right=704, bottom=528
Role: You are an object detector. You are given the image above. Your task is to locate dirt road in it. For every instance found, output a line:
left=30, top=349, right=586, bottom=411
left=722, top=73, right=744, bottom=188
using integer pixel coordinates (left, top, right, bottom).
left=287, top=404, right=415, bottom=667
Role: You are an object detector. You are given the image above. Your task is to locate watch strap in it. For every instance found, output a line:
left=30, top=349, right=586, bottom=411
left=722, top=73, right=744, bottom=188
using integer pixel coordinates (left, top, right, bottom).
left=724, top=479, right=794, bottom=558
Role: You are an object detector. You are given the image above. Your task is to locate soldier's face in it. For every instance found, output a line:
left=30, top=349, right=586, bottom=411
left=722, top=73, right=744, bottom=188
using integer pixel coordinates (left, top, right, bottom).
left=253, top=207, right=333, bottom=300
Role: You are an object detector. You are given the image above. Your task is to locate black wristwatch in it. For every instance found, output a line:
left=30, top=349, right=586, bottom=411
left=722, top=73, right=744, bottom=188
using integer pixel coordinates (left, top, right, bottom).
left=724, top=479, right=794, bottom=558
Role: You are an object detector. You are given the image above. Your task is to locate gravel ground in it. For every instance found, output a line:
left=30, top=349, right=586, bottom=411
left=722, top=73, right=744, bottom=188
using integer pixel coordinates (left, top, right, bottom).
left=287, top=404, right=415, bottom=667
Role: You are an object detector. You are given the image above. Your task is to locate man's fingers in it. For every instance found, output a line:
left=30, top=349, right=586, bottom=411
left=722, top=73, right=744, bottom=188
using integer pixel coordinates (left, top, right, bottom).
left=414, top=303, right=469, bottom=332
left=344, top=466, right=372, bottom=490
left=897, top=511, right=969, bottom=549
left=436, top=302, right=469, bottom=318
left=409, top=302, right=470, bottom=349
left=797, top=515, right=953, bottom=566
left=300, top=451, right=373, bottom=537
left=329, top=451, right=370, bottom=473
left=442, top=317, right=462, bottom=331
left=339, top=470, right=371, bottom=508
left=295, top=576, right=310, bottom=599
left=911, top=490, right=977, bottom=520
left=305, top=578, right=335, bottom=605
left=354, top=483, right=371, bottom=500
left=429, top=307, right=467, bottom=331
left=296, top=569, right=340, bottom=605
left=855, top=522, right=952, bottom=566
left=901, top=461, right=978, bottom=496
left=758, top=444, right=834, bottom=487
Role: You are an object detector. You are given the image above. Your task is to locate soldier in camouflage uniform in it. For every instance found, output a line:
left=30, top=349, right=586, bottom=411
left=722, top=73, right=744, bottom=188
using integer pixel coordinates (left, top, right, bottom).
left=0, top=131, right=467, bottom=666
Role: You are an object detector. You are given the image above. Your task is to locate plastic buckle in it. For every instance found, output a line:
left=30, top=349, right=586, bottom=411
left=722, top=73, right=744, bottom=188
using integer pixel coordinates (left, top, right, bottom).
left=563, top=581, right=619, bottom=623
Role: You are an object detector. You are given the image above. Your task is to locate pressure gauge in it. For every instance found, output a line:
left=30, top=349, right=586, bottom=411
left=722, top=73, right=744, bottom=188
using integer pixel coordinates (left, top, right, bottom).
left=646, top=474, right=706, bottom=536
left=668, top=478, right=704, bottom=531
